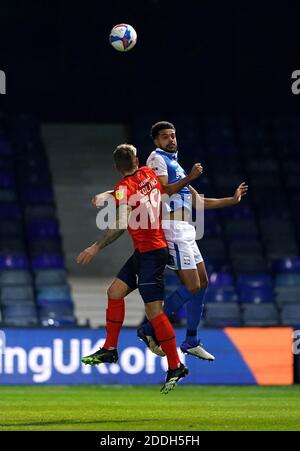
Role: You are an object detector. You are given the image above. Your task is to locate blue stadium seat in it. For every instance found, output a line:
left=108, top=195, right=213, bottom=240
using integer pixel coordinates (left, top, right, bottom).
left=205, top=287, right=238, bottom=303
left=22, top=187, right=54, bottom=205
left=209, top=272, right=234, bottom=287
left=204, top=258, right=230, bottom=273
left=229, top=239, right=263, bottom=256
left=3, top=302, right=37, bottom=317
left=242, top=304, right=279, bottom=326
left=0, top=285, right=34, bottom=304
left=232, top=255, right=268, bottom=275
left=31, top=254, right=65, bottom=269
left=0, top=171, right=15, bottom=188
left=27, top=219, right=60, bottom=239
left=275, top=273, right=300, bottom=287
left=272, top=258, right=300, bottom=273
left=0, top=270, right=32, bottom=286
left=237, top=274, right=272, bottom=288
left=39, top=301, right=76, bottom=327
left=0, top=255, right=29, bottom=269
left=224, top=219, right=259, bottom=239
left=0, top=189, right=17, bottom=203
left=239, top=286, right=274, bottom=304
left=0, top=203, right=22, bottom=220
left=36, top=284, right=71, bottom=303
left=280, top=305, right=300, bottom=327
left=220, top=204, right=255, bottom=220
left=34, top=269, right=68, bottom=286
left=204, top=303, right=242, bottom=327
left=0, top=221, right=23, bottom=236
left=0, top=140, right=13, bottom=156
left=25, top=205, right=56, bottom=221
left=275, top=287, right=300, bottom=306
left=28, top=239, right=62, bottom=256
left=0, top=237, right=25, bottom=253
left=198, top=238, right=226, bottom=259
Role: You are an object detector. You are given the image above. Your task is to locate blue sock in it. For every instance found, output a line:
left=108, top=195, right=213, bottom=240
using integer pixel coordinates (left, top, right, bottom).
left=185, top=288, right=207, bottom=346
left=142, top=286, right=193, bottom=336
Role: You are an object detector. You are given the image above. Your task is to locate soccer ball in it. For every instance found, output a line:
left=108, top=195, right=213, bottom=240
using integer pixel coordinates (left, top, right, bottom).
left=109, top=24, right=137, bottom=52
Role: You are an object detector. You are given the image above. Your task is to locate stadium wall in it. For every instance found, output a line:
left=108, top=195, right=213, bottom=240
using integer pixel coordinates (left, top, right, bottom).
left=0, top=328, right=294, bottom=385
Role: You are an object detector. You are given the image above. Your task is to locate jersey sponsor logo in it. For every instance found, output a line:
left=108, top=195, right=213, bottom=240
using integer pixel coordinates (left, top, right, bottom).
left=115, top=189, right=125, bottom=200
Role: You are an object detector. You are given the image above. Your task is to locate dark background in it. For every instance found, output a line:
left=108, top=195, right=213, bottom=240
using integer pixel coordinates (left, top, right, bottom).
left=0, top=0, right=299, bottom=121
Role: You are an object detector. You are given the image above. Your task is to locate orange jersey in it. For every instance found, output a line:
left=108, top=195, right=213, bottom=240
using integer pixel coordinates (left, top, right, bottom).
left=113, top=166, right=167, bottom=253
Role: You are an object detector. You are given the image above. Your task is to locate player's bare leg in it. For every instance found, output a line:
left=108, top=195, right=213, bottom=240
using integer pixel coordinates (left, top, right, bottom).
left=81, top=278, right=133, bottom=366
left=177, top=263, right=215, bottom=361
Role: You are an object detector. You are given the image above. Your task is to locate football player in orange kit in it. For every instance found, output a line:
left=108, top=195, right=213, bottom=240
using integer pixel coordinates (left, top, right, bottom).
left=77, top=143, right=202, bottom=393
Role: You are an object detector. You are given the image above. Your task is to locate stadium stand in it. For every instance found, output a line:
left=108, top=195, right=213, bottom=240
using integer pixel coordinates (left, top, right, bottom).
left=0, top=113, right=76, bottom=327
left=133, top=113, right=300, bottom=327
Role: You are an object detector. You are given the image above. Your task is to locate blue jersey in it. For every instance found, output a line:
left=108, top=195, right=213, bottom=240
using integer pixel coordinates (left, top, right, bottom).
left=147, top=148, right=192, bottom=213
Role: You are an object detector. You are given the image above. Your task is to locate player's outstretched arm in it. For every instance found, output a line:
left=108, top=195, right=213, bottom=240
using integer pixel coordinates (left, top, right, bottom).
left=91, top=190, right=114, bottom=208
left=190, top=182, right=248, bottom=210
left=76, top=205, right=131, bottom=265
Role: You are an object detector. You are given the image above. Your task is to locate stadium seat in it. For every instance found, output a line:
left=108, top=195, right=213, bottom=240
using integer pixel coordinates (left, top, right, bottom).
left=231, top=255, right=268, bottom=275
left=242, top=304, right=279, bottom=326
left=3, top=316, right=38, bottom=327
left=26, top=219, right=60, bottom=239
left=0, top=189, right=17, bottom=202
left=209, top=272, right=234, bottom=287
left=229, top=239, right=263, bottom=256
left=0, top=237, right=25, bottom=253
left=39, top=302, right=76, bottom=327
left=31, top=254, right=65, bottom=269
left=0, top=203, right=22, bottom=220
left=224, top=219, right=259, bottom=239
left=0, top=221, right=23, bottom=237
left=36, top=284, right=71, bottom=302
left=21, top=187, right=54, bottom=205
left=275, top=273, right=300, bottom=287
left=0, top=285, right=34, bottom=304
left=24, top=205, right=56, bottom=221
left=272, top=258, right=300, bottom=273
left=204, top=258, right=230, bottom=273
left=28, top=238, right=62, bottom=256
left=239, top=286, right=274, bottom=304
left=204, top=303, right=242, bottom=327
left=280, top=305, right=300, bottom=327
left=34, top=269, right=68, bottom=286
left=275, top=287, right=300, bottom=306
left=237, top=274, right=272, bottom=288
left=0, top=255, right=29, bottom=269
left=205, top=287, right=238, bottom=303
left=198, top=238, right=227, bottom=259
left=0, top=170, right=16, bottom=188
left=0, top=270, right=32, bottom=286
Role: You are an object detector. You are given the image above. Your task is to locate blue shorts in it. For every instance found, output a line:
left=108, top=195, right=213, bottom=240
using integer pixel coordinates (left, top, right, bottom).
left=117, top=247, right=169, bottom=303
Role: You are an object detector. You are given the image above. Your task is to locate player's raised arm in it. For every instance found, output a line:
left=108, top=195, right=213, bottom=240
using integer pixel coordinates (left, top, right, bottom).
left=76, top=205, right=131, bottom=265
left=159, top=163, right=203, bottom=196
left=91, top=190, right=114, bottom=208
left=189, top=182, right=248, bottom=210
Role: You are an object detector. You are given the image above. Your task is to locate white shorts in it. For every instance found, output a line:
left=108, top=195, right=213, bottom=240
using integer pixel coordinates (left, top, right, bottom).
left=162, top=220, right=203, bottom=271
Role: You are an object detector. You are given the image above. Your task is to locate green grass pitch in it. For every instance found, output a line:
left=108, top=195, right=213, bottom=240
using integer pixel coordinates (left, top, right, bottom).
left=0, top=385, right=300, bottom=431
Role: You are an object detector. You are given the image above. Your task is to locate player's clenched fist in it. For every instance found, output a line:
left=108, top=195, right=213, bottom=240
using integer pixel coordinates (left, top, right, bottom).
left=189, top=163, right=203, bottom=181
